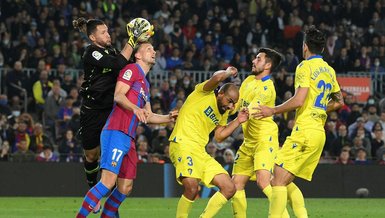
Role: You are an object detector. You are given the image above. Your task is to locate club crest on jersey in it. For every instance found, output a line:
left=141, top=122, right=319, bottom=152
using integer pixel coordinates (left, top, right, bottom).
left=92, top=51, right=103, bottom=60
left=123, top=69, right=132, bottom=80
left=111, top=161, right=117, bottom=167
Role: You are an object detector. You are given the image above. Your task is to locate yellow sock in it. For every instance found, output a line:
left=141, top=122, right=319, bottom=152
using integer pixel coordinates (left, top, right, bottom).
left=200, top=191, right=228, bottom=218
left=231, top=190, right=247, bottom=218
left=268, top=186, right=287, bottom=218
left=287, top=183, right=308, bottom=218
left=263, top=185, right=290, bottom=218
left=176, top=195, right=194, bottom=218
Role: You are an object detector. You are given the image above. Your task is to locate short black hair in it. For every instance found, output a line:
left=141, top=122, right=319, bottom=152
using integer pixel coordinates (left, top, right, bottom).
left=258, top=47, right=284, bottom=71
left=303, top=25, right=326, bottom=54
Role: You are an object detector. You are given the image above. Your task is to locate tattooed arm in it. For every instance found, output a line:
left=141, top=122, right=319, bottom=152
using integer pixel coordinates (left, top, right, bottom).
left=326, top=90, right=345, bottom=113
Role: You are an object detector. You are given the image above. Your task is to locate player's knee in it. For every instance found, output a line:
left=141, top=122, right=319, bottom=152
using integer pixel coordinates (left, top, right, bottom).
left=220, top=181, right=236, bottom=199
left=184, top=185, right=199, bottom=197
left=256, top=177, right=270, bottom=190
left=84, top=151, right=99, bottom=162
left=120, top=183, right=133, bottom=195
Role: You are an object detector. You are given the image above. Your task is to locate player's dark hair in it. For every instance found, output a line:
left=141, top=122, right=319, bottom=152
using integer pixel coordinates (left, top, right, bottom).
left=72, top=17, right=105, bottom=37
left=219, top=83, right=238, bottom=95
left=258, top=47, right=284, bottom=72
left=303, top=25, right=326, bottom=54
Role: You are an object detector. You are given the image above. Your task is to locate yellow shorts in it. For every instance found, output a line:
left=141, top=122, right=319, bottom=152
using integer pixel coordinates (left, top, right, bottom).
left=232, top=137, right=278, bottom=181
left=276, top=128, right=325, bottom=181
left=169, top=141, right=228, bottom=187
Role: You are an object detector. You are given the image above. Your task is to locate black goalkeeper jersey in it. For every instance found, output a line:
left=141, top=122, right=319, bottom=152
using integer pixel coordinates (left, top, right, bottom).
left=80, top=44, right=129, bottom=110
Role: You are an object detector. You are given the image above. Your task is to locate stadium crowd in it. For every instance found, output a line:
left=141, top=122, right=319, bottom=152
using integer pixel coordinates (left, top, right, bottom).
left=0, top=0, right=385, bottom=165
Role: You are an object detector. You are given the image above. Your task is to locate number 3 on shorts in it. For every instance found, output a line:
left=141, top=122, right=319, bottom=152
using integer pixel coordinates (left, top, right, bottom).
left=112, top=148, right=123, bottom=162
left=186, top=156, right=193, bottom=166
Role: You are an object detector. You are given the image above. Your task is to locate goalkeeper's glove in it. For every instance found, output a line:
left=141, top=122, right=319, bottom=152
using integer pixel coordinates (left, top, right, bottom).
left=126, top=19, right=154, bottom=48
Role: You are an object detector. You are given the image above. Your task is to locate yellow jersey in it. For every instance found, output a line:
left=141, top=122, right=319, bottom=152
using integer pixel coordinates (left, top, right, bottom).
left=294, top=55, right=340, bottom=131
left=237, top=74, right=278, bottom=145
left=169, top=81, right=229, bottom=149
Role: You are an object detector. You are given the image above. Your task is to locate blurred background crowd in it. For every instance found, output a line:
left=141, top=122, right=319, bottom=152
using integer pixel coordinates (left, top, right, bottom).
left=0, top=0, right=385, bottom=165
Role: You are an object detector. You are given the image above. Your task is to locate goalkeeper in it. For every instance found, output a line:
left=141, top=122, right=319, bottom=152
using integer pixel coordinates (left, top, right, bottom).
left=72, top=17, right=153, bottom=215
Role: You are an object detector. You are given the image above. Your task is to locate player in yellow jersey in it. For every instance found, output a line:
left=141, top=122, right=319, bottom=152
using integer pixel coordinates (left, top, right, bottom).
left=169, top=66, right=249, bottom=218
left=256, top=26, right=344, bottom=218
left=231, top=48, right=292, bottom=218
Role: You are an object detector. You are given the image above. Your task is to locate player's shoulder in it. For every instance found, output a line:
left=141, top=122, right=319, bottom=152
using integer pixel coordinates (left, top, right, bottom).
left=120, top=64, right=139, bottom=80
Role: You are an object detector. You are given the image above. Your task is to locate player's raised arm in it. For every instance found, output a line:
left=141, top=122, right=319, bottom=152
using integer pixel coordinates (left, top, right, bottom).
left=203, top=66, right=238, bottom=92
left=114, top=81, right=149, bottom=123
left=144, top=103, right=178, bottom=124
left=327, top=90, right=344, bottom=113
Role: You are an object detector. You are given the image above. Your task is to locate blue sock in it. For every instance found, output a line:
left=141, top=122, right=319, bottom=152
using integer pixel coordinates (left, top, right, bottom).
left=77, top=182, right=109, bottom=217
left=101, top=187, right=127, bottom=218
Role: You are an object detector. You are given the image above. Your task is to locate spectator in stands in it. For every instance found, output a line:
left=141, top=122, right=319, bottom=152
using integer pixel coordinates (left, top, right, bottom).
left=59, top=129, right=81, bottom=162
left=371, top=126, right=384, bottom=160
left=346, top=103, right=362, bottom=126
left=11, top=138, right=35, bottom=162
left=206, top=141, right=225, bottom=165
left=14, top=121, right=31, bottom=153
left=325, top=120, right=338, bottom=157
left=334, top=48, right=351, bottom=74
left=29, top=122, right=53, bottom=154
left=0, top=95, right=12, bottom=117
left=335, top=149, right=354, bottom=165
left=330, top=124, right=351, bottom=157
left=48, top=79, right=67, bottom=98
left=354, top=148, right=371, bottom=165
left=348, top=116, right=373, bottom=139
left=367, top=103, right=380, bottom=123
left=379, top=111, right=385, bottom=141
left=166, top=47, right=183, bottom=70
left=151, top=128, right=169, bottom=154
left=36, top=145, right=59, bottom=162
left=137, top=139, right=149, bottom=163
left=5, top=61, right=30, bottom=100
left=61, top=72, right=76, bottom=94
left=223, top=148, right=235, bottom=164
left=44, top=80, right=64, bottom=138
left=32, top=70, right=52, bottom=121
left=0, top=140, right=10, bottom=161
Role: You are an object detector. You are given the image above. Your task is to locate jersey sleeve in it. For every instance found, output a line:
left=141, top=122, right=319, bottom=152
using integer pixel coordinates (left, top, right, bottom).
left=295, top=61, right=311, bottom=88
left=194, top=80, right=213, bottom=94
left=84, top=47, right=129, bottom=70
left=117, top=64, right=138, bottom=87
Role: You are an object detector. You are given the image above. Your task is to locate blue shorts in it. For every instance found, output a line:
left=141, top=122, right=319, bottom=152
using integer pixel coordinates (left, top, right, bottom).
left=100, top=129, right=134, bottom=175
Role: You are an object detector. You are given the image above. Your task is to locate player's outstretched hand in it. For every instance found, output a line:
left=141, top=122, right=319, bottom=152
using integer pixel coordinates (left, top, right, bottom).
left=134, top=107, right=149, bottom=124
left=126, top=18, right=154, bottom=48
left=225, top=66, right=238, bottom=78
left=237, top=108, right=249, bottom=124
left=169, top=110, right=179, bottom=122
left=252, top=105, right=274, bottom=119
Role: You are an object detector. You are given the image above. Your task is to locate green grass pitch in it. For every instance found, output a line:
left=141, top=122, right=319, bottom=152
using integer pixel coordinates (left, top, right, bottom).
left=0, top=197, right=384, bottom=218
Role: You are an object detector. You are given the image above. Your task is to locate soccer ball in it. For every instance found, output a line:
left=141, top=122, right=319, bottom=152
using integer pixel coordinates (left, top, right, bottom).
left=128, top=17, right=153, bottom=42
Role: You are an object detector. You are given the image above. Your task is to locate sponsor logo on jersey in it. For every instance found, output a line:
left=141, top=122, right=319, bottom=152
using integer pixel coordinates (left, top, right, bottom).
left=92, top=51, right=103, bottom=60
left=123, top=69, right=132, bottom=80
left=204, top=106, right=220, bottom=125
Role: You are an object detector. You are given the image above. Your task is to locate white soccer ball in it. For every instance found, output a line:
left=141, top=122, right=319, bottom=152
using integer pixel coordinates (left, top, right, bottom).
left=128, top=17, right=153, bottom=42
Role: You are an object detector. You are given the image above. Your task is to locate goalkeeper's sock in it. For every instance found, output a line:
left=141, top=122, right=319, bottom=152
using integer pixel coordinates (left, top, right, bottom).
left=287, top=183, right=308, bottom=218
left=268, top=186, right=287, bottom=218
left=231, top=189, right=247, bottom=218
left=176, top=195, right=194, bottom=218
left=101, top=187, right=126, bottom=218
left=200, top=191, right=228, bottom=218
left=77, top=182, right=109, bottom=218
left=84, top=159, right=99, bottom=188
left=263, top=185, right=290, bottom=218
